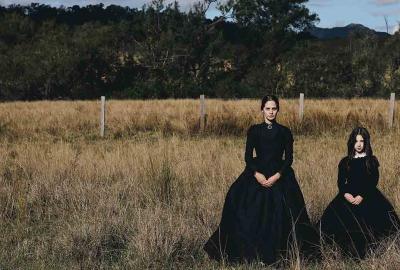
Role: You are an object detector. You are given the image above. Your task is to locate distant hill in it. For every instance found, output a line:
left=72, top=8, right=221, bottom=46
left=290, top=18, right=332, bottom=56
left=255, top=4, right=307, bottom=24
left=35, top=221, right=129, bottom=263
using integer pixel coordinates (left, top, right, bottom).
left=308, top=23, right=390, bottom=39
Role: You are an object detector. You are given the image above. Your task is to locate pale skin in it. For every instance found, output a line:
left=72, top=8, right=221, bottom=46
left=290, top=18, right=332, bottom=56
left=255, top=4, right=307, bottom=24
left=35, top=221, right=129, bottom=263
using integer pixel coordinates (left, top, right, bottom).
left=254, top=100, right=282, bottom=188
left=344, top=134, right=364, bottom=205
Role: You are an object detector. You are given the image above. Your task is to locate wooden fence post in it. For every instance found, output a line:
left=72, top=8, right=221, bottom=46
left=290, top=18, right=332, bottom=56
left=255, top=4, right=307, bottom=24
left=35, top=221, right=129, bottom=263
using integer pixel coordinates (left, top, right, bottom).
left=100, top=96, right=106, bottom=137
left=388, top=93, right=395, bottom=128
left=200, top=95, right=206, bottom=132
left=299, top=93, right=304, bottom=121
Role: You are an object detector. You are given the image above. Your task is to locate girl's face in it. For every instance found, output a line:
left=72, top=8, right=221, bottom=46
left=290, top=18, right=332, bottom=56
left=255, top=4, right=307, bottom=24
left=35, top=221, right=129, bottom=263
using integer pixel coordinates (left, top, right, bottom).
left=354, top=134, right=365, bottom=153
left=262, top=101, right=278, bottom=122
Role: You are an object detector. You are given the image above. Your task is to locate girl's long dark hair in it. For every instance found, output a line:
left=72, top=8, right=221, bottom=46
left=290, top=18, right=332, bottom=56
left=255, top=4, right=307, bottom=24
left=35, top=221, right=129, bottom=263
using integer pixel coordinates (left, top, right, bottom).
left=346, top=127, right=379, bottom=173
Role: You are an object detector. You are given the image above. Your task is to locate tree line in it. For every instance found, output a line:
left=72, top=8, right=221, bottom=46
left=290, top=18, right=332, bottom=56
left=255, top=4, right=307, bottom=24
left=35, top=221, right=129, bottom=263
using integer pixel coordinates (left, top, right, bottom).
left=0, top=0, right=399, bottom=100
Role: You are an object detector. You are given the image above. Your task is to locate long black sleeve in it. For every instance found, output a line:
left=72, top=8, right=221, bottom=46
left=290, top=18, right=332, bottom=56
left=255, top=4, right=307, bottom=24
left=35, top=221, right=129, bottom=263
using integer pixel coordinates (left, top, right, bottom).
left=359, top=158, right=379, bottom=198
left=279, top=128, right=294, bottom=175
left=245, top=125, right=258, bottom=174
left=337, top=158, right=349, bottom=195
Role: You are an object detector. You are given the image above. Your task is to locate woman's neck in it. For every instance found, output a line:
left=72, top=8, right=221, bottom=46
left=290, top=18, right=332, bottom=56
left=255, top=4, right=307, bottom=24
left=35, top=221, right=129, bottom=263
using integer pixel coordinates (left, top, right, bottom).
left=264, top=119, right=275, bottom=125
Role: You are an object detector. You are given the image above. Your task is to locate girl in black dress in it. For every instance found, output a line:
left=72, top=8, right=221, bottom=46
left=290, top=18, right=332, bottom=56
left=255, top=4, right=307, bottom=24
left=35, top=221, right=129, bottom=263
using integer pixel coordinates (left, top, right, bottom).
left=204, top=95, right=316, bottom=264
left=318, top=127, right=400, bottom=258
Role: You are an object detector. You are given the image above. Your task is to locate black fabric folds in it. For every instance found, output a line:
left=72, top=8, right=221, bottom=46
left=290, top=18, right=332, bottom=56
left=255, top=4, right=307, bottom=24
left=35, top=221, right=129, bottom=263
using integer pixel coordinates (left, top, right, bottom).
left=318, top=156, right=400, bottom=258
left=204, top=122, right=317, bottom=264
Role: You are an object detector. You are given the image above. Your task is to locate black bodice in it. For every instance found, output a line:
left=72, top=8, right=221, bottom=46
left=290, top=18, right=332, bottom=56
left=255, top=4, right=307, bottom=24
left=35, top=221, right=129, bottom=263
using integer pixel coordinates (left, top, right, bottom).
left=245, top=121, right=294, bottom=177
left=337, top=156, right=379, bottom=198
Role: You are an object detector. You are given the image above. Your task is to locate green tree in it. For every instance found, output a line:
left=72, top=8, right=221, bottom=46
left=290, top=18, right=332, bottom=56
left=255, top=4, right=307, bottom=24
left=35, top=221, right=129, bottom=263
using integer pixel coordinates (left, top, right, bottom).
left=222, top=0, right=318, bottom=96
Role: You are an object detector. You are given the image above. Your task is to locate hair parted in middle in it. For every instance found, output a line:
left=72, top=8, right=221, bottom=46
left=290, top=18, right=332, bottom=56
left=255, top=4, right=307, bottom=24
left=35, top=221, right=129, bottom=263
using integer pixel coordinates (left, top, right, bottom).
left=346, top=126, right=379, bottom=173
left=261, top=95, right=279, bottom=111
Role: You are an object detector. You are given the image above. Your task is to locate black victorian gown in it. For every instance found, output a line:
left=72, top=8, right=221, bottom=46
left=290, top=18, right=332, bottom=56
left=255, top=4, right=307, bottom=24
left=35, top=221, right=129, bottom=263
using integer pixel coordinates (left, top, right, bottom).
left=204, top=121, right=316, bottom=264
left=318, top=156, right=400, bottom=258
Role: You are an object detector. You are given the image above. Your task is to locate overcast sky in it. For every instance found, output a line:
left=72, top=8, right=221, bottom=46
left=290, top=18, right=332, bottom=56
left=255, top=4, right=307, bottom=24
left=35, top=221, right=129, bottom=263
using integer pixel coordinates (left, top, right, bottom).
left=0, top=0, right=399, bottom=33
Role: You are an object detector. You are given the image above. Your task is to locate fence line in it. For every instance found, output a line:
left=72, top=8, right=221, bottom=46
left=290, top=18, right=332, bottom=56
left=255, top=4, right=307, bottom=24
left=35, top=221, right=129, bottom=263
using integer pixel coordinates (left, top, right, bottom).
left=388, top=93, right=395, bottom=128
left=200, top=94, right=206, bottom=132
left=100, top=96, right=105, bottom=137
left=97, top=93, right=397, bottom=135
left=195, top=93, right=396, bottom=129
left=299, top=93, right=304, bottom=121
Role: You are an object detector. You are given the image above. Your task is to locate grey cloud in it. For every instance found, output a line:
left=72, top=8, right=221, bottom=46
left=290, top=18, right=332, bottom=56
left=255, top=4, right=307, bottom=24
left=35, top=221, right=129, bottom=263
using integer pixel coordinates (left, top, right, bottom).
left=307, top=0, right=332, bottom=7
left=371, top=8, right=400, bottom=16
left=373, top=0, right=400, bottom=6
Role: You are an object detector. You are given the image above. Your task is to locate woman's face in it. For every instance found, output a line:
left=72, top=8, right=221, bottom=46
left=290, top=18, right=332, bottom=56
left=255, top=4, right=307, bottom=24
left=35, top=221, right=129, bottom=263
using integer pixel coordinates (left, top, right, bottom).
left=354, top=134, right=365, bottom=153
left=262, top=101, right=278, bottom=122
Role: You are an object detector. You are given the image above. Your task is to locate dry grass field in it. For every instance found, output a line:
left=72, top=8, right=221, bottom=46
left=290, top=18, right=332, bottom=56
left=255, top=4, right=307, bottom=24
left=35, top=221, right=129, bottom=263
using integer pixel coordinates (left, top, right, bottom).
left=0, top=99, right=399, bottom=269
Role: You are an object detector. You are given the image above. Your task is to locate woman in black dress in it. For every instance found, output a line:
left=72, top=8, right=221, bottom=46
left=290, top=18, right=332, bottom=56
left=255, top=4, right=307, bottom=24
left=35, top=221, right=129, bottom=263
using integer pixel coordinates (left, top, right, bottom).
left=204, top=95, right=316, bottom=264
left=318, top=127, right=400, bottom=258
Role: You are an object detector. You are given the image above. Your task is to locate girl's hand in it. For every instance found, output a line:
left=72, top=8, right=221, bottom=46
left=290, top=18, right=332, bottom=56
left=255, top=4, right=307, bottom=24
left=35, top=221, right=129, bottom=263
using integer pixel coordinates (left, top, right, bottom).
left=344, top=193, right=356, bottom=204
left=353, top=195, right=364, bottom=205
left=265, top=172, right=281, bottom=187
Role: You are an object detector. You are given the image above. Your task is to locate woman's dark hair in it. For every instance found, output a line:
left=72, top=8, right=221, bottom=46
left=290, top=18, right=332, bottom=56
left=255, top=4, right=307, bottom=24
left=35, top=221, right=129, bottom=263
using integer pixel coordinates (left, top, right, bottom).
left=346, top=127, right=378, bottom=173
left=261, top=95, right=279, bottom=111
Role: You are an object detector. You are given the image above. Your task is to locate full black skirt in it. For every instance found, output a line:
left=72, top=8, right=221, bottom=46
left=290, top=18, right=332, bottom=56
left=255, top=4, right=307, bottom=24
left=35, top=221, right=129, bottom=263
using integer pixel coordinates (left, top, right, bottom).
left=318, top=190, right=400, bottom=258
left=204, top=168, right=317, bottom=264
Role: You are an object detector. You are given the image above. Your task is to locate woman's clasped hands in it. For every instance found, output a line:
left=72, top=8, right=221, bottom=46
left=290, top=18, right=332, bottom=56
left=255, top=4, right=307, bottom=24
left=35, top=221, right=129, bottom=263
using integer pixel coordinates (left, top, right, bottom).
left=254, top=171, right=281, bottom=188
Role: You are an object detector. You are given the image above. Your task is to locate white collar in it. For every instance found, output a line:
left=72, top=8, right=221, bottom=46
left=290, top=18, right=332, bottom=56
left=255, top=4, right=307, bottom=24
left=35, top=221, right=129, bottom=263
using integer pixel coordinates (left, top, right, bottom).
left=354, top=152, right=367, bottom=158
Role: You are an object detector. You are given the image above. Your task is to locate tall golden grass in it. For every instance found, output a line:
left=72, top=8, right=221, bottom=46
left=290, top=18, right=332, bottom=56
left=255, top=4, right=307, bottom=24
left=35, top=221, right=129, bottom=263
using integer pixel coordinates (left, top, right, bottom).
left=0, top=98, right=399, bottom=140
left=0, top=99, right=399, bottom=269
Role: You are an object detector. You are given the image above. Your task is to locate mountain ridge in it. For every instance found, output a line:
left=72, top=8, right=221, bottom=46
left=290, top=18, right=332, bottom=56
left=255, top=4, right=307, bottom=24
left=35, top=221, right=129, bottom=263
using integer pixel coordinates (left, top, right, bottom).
left=308, top=23, right=390, bottom=39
